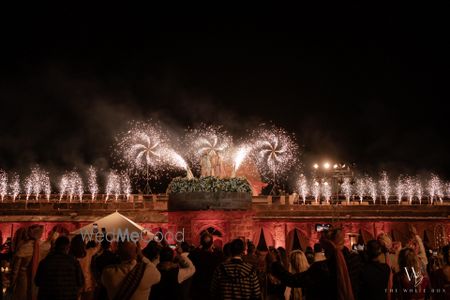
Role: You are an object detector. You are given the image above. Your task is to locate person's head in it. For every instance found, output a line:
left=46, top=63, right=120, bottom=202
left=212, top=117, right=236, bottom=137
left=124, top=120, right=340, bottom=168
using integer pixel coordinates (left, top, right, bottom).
left=313, top=243, right=323, bottom=254
left=407, top=238, right=420, bottom=255
left=180, top=241, right=190, bottom=253
left=117, top=240, right=138, bottom=262
left=289, top=250, right=310, bottom=273
left=223, top=242, right=232, bottom=258
left=305, top=246, right=313, bottom=255
left=69, top=234, right=86, bottom=259
left=200, top=232, right=213, bottom=250
left=54, top=236, right=71, bottom=254
left=377, top=232, right=392, bottom=253
left=442, top=245, right=450, bottom=265
left=398, top=247, right=419, bottom=271
left=143, top=240, right=161, bottom=261
left=27, top=225, right=44, bottom=241
left=101, top=239, right=111, bottom=251
left=86, top=240, right=97, bottom=250
left=230, top=239, right=245, bottom=257
left=321, top=228, right=345, bottom=258
left=159, top=247, right=175, bottom=263
left=247, top=243, right=256, bottom=255
left=366, top=240, right=382, bottom=261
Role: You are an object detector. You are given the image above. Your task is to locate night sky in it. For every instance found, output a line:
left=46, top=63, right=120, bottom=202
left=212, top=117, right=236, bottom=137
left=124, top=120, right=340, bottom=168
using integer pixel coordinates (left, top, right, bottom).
left=0, top=6, right=449, bottom=180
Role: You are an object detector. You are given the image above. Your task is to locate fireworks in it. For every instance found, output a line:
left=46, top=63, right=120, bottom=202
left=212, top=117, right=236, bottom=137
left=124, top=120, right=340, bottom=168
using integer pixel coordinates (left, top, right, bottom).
left=106, top=170, right=121, bottom=202
left=404, top=177, right=415, bottom=204
left=186, top=125, right=232, bottom=178
left=355, top=178, right=366, bottom=203
left=166, top=150, right=194, bottom=179
left=365, top=176, right=377, bottom=204
left=341, top=178, right=352, bottom=203
left=87, top=166, right=98, bottom=201
left=415, top=178, right=423, bottom=204
left=232, top=144, right=252, bottom=176
left=428, top=174, right=442, bottom=204
left=322, top=182, right=332, bottom=204
left=379, top=171, right=390, bottom=204
left=0, top=170, right=7, bottom=202
left=25, top=166, right=50, bottom=201
left=395, top=176, right=405, bottom=204
left=59, top=171, right=83, bottom=202
left=250, top=126, right=298, bottom=181
left=10, top=173, right=20, bottom=202
left=297, top=175, right=308, bottom=204
left=312, top=180, right=320, bottom=203
left=121, top=172, right=132, bottom=200
left=116, top=121, right=171, bottom=177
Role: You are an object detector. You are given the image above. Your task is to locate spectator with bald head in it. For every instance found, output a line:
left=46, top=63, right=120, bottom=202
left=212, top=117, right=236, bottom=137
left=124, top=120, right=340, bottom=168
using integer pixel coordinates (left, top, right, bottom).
left=101, top=240, right=160, bottom=300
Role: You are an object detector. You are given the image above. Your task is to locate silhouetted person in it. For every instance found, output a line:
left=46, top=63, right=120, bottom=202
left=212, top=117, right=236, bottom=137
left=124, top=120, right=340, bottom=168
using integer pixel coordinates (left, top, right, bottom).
left=211, top=239, right=261, bottom=300
left=91, top=239, right=119, bottom=300
left=359, top=240, right=390, bottom=300
left=189, top=232, right=222, bottom=300
left=35, top=236, right=84, bottom=300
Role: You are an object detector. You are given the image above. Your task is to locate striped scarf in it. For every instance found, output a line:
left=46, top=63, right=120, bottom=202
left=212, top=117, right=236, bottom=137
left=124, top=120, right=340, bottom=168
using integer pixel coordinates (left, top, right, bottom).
left=113, top=260, right=147, bottom=300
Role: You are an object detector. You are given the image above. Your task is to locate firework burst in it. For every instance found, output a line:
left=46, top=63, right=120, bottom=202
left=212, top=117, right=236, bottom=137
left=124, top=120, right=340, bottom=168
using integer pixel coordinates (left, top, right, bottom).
left=232, top=144, right=252, bottom=177
left=250, top=125, right=298, bottom=181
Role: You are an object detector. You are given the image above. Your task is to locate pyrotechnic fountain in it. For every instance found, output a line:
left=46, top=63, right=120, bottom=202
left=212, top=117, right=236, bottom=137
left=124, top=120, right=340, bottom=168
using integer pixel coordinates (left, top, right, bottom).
left=395, top=177, right=405, bottom=204
left=10, top=173, right=20, bottom=202
left=379, top=172, right=390, bottom=204
left=121, top=172, right=131, bottom=201
left=106, top=170, right=121, bottom=202
left=322, top=182, right=331, bottom=204
left=404, top=177, right=415, bottom=204
left=415, top=178, right=423, bottom=204
left=341, top=178, right=352, bottom=204
left=0, top=170, right=7, bottom=202
left=297, top=174, right=308, bottom=204
left=87, top=166, right=98, bottom=201
left=312, top=180, right=320, bottom=204
left=428, top=174, right=443, bottom=204
left=366, top=176, right=377, bottom=204
left=355, top=178, right=365, bottom=203
left=59, top=171, right=83, bottom=202
left=24, top=166, right=50, bottom=201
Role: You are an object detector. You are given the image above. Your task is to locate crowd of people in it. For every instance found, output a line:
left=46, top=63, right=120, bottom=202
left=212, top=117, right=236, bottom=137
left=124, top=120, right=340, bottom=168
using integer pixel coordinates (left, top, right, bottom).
left=0, top=224, right=450, bottom=300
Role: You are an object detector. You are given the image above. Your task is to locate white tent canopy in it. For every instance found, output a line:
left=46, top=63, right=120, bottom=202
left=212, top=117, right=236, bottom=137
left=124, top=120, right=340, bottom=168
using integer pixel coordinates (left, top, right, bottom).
left=72, top=211, right=151, bottom=240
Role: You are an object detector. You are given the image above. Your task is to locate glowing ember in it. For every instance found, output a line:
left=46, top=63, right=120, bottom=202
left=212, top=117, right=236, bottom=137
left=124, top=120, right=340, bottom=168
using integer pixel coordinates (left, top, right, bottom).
left=87, top=166, right=98, bottom=201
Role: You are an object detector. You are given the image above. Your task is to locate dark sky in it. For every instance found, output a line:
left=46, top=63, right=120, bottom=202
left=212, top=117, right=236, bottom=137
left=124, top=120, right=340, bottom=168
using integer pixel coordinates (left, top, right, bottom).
left=0, top=6, right=449, bottom=178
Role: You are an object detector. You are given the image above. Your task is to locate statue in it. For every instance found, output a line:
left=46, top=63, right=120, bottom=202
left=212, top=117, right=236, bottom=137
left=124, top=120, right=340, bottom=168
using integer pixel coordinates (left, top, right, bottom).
left=200, top=150, right=225, bottom=177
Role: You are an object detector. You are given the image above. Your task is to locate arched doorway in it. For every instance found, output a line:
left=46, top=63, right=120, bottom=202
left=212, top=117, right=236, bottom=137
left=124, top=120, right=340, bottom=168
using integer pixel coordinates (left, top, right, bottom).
left=253, top=227, right=274, bottom=251
left=286, top=228, right=310, bottom=252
